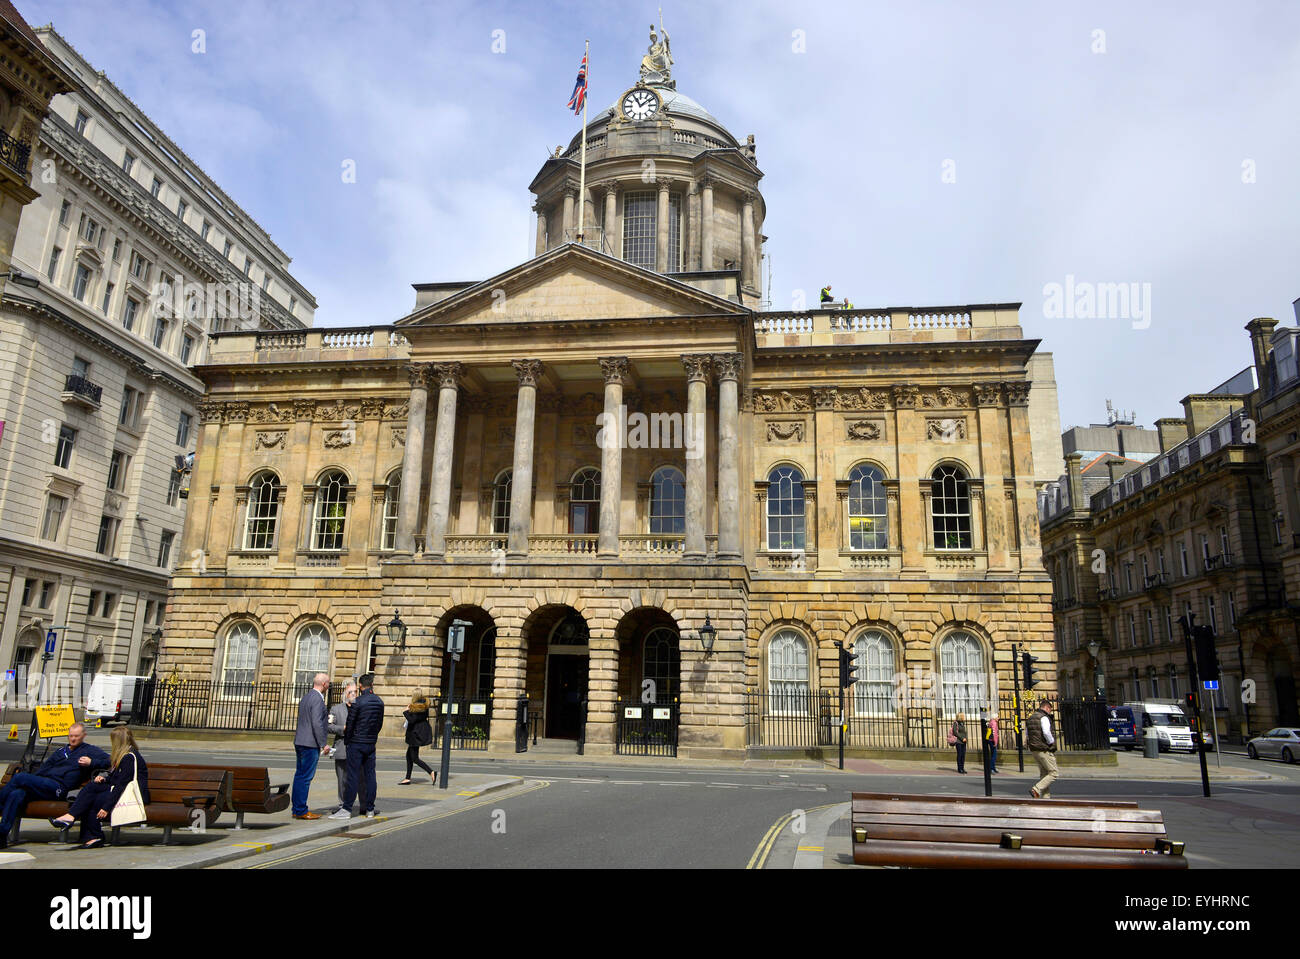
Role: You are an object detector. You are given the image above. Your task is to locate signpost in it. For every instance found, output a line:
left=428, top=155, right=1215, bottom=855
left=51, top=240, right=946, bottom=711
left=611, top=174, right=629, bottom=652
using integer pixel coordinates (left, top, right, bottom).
left=21, top=627, right=62, bottom=769
left=1204, top=680, right=1222, bottom=768
left=438, top=619, right=471, bottom=790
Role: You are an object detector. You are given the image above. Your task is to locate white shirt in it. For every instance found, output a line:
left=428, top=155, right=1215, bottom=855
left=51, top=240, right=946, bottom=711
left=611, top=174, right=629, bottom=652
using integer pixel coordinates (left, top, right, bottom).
left=1040, top=714, right=1055, bottom=745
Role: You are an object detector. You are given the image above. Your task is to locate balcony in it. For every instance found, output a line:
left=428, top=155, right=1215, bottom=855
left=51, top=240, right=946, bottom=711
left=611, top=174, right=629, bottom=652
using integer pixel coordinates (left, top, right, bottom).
left=61, top=374, right=103, bottom=410
left=1204, top=553, right=1234, bottom=579
left=0, top=129, right=32, bottom=177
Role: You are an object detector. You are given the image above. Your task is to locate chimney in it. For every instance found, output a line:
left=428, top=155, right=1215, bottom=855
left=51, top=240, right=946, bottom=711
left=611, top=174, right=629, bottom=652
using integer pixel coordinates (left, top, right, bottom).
left=1181, top=394, right=1242, bottom=438
left=1106, top=458, right=1128, bottom=484
left=1065, top=452, right=1085, bottom=512
left=1246, top=317, right=1278, bottom=392
left=1154, top=418, right=1188, bottom=453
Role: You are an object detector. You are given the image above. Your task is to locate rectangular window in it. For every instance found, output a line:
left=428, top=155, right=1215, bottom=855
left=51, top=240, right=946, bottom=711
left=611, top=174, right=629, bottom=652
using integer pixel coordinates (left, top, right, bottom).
left=181, top=333, right=195, bottom=363
left=107, top=450, right=130, bottom=491
left=1165, top=606, right=1174, bottom=642
left=667, top=192, right=682, bottom=272
left=1145, top=609, right=1154, bottom=645
left=176, top=412, right=192, bottom=447
left=54, top=425, right=75, bottom=468
left=1227, top=591, right=1237, bottom=625
left=87, top=590, right=100, bottom=617
left=72, top=356, right=90, bottom=379
left=621, top=191, right=656, bottom=269
left=1179, top=541, right=1189, bottom=576
left=38, top=581, right=54, bottom=608
left=1128, top=613, right=1136, bottom=648
left=21, top=578, right=35, bottom=607
left=157, top=530, right=175, bottom=568
left=101, top=281, right=114, bottom=313
left=177, top=199, right=188, bottom=222
left=129, top=251, right=151, bottom=281
left=223, top=239, right=232, bottom=258
left=119, top=386, right=137, bottom=426
left=80, top=652, right=101, bottom=679
left=152, top=317, right=169, bottom=348
left=102, top=593, right=116, bottom=617
left=59, top=200, right=70, bottom=225
left=80, top=215, right=101, bottom=246
left=1124, top=563, right=1133, bottom=592
left=95, top=515, right=119, bottom=555
left=200, top=220, right=210, bottom=241
left=112, top=238, right=122, bottom=261
left=144, top=600, right=155, bottom=626
left=166, top=468, right=182, bottom=506
left=41, top=494, right=68, bottom=540
left=243, top=256, right=252, bottom=277
left=74, top=110, right=89, bottom=135
left=289, top=296, right=296, bottom=313
left=1219, top=525, right=1230, bottom=558
left=1207, top=596, right=1218, bottom=633
left=72, top=264, right=91, bottom=301
left=123, top=297, right=139, bottom=331
left=261, top=273, right=270, bottom=292
left=47, top=246, right=61, bottom=280
left=122, top=151, right=136, bottom=175
left=1157, top=548, right=1166, bottom=576
left=151, top=177, right=162, bottom=198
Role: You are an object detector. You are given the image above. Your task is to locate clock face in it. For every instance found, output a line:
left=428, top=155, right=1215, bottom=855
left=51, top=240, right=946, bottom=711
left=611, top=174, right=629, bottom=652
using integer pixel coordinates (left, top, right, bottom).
left=622, top=88, right=659, bottom=122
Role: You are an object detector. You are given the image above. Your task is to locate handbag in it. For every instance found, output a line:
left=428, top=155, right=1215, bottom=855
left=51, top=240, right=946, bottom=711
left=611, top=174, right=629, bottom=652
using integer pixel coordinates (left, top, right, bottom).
left=110, top=753, right=147, bottom=827
left=946, top=724, right=958, bottom=746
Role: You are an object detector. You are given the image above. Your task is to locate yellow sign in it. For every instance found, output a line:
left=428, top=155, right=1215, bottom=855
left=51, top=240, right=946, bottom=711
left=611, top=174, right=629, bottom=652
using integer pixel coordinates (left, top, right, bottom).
left=35, top=705, right=76, bottom=739
left=6, top=724, right=16, bottom=741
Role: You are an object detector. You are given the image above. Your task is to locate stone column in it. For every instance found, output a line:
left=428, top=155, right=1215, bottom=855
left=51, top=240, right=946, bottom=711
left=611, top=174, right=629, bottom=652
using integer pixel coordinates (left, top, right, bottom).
left=533, top=203, right=548, bottom=256
left=682, top=355, right=711, bottom=561
left=655, top=177, right=671, bottom=273
left=686, top=185, right=700, bottom=270
left=597, top=357, right=628, bottom=558
left=395, top=364, right=428, bottom=553
left=700, top=177, right=715, bottom=271
left=740, top=191, right=756, bottom=290
left=423, top=363, right=463, bottom=558
left=603, top=186, right=618, bottom=257
left=561, top=188, right=575, bottom=240
left=894, top=386, right=924, bottom=571
left=507, top=360, right=543, bottom=558
left=713, top=353, right=743, bottom=561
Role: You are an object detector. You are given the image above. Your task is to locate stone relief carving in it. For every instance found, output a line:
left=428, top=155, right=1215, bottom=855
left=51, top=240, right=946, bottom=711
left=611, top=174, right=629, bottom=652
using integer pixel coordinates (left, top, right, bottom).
left=765, top=420, right=805, bottom=443
left=1003, top=381, right=1032, bottom=406
left=251, top=403, right=295, bottom=424
left=323, top=429, right=354, bottom=448
left=500, top=425, right=516, bottom=443
left=892, top=385, right=920, bottom=408
left=384, top=402, right=409, bottom=420
left=573, top=423, right=596, bottom=445
left=315, top=402, right=361, bottom=423
left=833, top=387, right=889, bottom=411
left=974, top=383, right=1002, bottom=407
left=255, top=430, right=287, bottom=450
left=390, top=428, right=406, bottom=448
left=812, top=387, right=837, bottom=411
left=926, top=417, right=967, bottom=441
left=920, top=387, right=971, bottom=408
left=753, top=390, right=812, bottom=413
left=845, top=420, right=882, bottom=441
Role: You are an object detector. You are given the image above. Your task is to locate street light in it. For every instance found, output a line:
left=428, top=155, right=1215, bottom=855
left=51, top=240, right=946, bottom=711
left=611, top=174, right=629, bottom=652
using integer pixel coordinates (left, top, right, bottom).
left=1086, top=639, right=1103, bottom=699
left=698, top=616, right=716, bottom=658
left=387, top=610, right=407, bottom=651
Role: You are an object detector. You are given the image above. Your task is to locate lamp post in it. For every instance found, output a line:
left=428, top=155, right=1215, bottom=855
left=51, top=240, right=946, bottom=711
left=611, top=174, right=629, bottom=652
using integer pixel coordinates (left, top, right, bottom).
left=21, top=626, right=59, bottom=769
left=386, top=610, right=407, bottom=652
left=1087, top=639, right=1103, bottom=699
left=698, top=616, right=716, bottom=659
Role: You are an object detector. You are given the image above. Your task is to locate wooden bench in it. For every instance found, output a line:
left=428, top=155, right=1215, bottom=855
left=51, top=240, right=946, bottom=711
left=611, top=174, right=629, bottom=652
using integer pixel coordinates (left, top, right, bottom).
left=2, top=762, right=228, bottom=846
left=850, top=792, right=1188, bottom=869
left=151, top=764, right=289, bottom=828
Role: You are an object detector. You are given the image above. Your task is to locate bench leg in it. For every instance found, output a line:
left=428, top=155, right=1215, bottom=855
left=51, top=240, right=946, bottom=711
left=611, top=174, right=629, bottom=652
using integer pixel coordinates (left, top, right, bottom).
left=161, top=825, right=173, bottom=846
left=9, top=820, right=18, bottom=844
left=233, top=810, right=245, bottom=830
left=111, top=826, right=120, bottom=844
left=58, top=824, right=72, bottom=844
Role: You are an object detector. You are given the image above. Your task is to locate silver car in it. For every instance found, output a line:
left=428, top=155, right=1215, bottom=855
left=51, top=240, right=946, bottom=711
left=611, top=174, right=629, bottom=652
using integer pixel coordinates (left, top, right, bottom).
left=1246, top=727, right=1300, bottom=763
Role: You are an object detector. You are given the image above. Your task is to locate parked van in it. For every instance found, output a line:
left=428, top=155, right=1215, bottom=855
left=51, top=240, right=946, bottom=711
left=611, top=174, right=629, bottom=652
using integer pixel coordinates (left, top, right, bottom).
left=84, top=674, right=150, bottom=726
left=1123, top=701, right=1195, bottom=752
left=1108, top=705, right=1139, bottom=749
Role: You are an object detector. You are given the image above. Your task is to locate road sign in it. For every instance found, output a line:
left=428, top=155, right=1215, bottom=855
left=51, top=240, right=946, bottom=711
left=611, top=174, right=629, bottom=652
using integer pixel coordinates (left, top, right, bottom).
left=3, top=669, right=14, bottom=681
left=1203, top=680, right=1219, bottom=690
left=44, top=630, right=56, bottom=654
left=35, top=704, right=75, bottom=738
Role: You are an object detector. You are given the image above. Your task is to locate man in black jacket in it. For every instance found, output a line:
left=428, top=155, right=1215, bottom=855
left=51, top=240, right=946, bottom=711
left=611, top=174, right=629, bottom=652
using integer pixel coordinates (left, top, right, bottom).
left=330, top=674, right=384, bottom=820
left=0, top=722, right=107, bottom=847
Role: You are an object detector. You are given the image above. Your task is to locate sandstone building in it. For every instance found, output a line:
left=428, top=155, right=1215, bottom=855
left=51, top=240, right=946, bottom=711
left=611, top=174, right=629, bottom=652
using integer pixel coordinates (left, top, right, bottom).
left=160, top=37, right=1057, bottom=757
left=0, top=26, right=314, bottom=698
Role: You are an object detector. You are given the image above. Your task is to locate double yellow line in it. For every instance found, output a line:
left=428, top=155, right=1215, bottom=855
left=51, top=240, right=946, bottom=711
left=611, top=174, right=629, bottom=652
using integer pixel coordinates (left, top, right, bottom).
left=746, top=802, right=841, bottom=869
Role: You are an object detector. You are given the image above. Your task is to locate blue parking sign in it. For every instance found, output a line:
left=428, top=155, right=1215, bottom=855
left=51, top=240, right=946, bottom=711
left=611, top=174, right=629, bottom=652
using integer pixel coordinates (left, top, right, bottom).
left=1203, top=680, right=1219, bottom=690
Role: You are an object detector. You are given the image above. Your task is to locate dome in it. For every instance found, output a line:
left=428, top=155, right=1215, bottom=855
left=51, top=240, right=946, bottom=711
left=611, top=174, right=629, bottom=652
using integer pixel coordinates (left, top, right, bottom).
left=578, top=84, right=740, bottom=149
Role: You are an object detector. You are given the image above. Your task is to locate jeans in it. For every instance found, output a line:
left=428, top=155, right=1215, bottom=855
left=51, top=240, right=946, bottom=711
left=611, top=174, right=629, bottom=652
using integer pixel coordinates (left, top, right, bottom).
left=341, top=742, right=377, bottom=813
left=988, top=743, right=999, bottom=772
left=0, top=772, right=63, bottom=834
left=291, top=745, right=321, bottom=815
left=955, top=742, right=966, bottom=772
left=334, top=760, right=348, bottom=807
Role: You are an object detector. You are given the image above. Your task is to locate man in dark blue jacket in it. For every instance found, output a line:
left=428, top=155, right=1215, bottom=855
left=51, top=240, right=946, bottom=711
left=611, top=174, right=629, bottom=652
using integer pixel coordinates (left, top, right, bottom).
left=0, top=722, right=107, bottom=847
left=330, top=673, right=384, bottom=820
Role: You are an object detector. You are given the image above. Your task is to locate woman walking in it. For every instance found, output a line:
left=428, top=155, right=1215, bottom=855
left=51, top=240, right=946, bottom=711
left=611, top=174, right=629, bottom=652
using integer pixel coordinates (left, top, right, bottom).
left=951, top=713, right=968, bottom=773
left=398, top=693, right=436, bottom=785
left=50, top=726, right=149, bottom=849
left=987, top=714, right=1000, bottom=774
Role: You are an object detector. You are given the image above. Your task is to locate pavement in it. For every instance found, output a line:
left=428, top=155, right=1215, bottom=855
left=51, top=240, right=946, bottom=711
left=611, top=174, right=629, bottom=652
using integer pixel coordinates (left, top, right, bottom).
left=0, top=751, right=521, bottom=870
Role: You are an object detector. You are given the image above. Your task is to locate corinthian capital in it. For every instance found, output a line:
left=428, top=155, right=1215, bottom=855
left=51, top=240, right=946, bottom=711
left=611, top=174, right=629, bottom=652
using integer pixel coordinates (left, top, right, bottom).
left=711, top=352, right=743, bottom=383
left=407, top=363, right=429, bottom=389
left=512, top=359, right=544, bottom=388
left=681, top=354, right=712, bottom=383
left=598, top=356, right=630, bottom=385
left=430, top=362, right=464, bottom=390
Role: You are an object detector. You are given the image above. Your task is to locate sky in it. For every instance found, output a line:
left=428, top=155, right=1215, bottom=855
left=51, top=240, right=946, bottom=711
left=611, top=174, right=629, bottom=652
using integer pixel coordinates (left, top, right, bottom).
left=24, top=0, right=1300, bottom=430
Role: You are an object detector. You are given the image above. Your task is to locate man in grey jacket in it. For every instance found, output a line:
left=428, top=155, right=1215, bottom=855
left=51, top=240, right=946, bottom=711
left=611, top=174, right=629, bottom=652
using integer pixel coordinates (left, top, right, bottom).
left=291, top=673, right=331, bottom=820
left=327, top=680, right=357, bottom=811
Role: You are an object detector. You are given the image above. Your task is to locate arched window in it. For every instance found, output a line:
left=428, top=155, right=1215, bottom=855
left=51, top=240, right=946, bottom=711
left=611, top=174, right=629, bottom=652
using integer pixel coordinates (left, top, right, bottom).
left=931, top=465, right=972, bottom=550
left=569, top=468, right=601, bottom=535
left=848, top=464, right=888, bottom=550
left=643, top=626, right=680, bottom=703
left=243, top=471, right=280, bottom=551
left=1148, top=665, right=1159, bottom=698
left=220, top=621, right=260, bottom=691
left=1168, top=663, right=1179, bottom=698
left=293, top=623, right=331, bottom=688
left=939, top=632, right=986, bottom=716
left=492, top=470, right=512, bottom=535
left=313, top=471, right=349, bottom=551
left=766, top=466, right=805, bottom=552
left=380, top=470, right=401, bottom=550
left=767, top=629, right=810, bottom=714
left=363, top=628, right=380, bottom=676
left=622, top=191, right=656, bottom=269
left=853, top=630, right=896, bottom=714
left=476, top=626, right=497, bottom=696
left=649, top=466, right=685, bottom=535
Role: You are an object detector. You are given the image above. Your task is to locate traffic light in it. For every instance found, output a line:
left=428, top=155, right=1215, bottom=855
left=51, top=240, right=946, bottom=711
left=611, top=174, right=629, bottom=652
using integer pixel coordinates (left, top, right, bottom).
left=1022, top=651, right=1039, bottom=690
left=1193, top=625, right=1221, bottom=681
left=838, top=644, right=858, bottom=688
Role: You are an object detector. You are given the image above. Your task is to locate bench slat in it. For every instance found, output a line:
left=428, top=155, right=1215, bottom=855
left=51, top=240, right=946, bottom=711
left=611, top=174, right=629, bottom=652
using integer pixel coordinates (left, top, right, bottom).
left=852, top=800, right=1163, bottom=824
left=853, top=839, right=1188, bottom=869
left=853, top=812, right=1165, bottom=831
left=854, top=823, right=1167, bottom=848
left=851, top=791, right=1141, bottom=809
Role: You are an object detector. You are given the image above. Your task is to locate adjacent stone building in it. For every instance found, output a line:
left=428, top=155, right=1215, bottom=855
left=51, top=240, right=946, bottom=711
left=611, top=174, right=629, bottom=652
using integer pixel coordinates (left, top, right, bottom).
left=160, top=36, right=1057, bottom=758
left=0, top=26, right=314, bottom=697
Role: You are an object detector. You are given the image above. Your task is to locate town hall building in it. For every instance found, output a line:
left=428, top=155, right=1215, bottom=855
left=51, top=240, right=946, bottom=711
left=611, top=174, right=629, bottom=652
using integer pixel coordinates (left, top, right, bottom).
left=159, top=33, right=1059, bottom=758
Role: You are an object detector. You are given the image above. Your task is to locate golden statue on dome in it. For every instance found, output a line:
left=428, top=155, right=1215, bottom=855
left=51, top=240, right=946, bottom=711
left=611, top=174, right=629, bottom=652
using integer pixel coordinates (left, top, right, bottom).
left=639, top=14, right=673, bottom=87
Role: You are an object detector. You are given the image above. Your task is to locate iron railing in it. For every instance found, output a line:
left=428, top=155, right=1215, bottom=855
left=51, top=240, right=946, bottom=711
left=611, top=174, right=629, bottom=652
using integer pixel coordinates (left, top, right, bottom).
left=745, top=691, right=1109, bottom=752
left=130, top=678, right=342, bottom=732
left=63, top=373, right=103, bottom=404
left=432, top=696, right=491, bottom=750
left=615, top=699, right=679, bottom=757
left=0, top=129, right=31, bottom=176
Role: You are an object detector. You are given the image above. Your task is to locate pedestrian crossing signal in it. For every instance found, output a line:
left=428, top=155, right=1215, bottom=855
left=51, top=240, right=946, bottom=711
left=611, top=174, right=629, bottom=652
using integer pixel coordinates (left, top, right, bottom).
left=838, top=644, right=858, bottom=688
left=1022, top=651, right=1039, bottom=690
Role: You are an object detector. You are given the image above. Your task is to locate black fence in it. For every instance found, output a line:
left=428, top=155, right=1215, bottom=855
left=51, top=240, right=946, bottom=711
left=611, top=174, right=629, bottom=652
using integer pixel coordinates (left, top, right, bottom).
left=745, top=691, right=1108, bottom=752
left=615, top=700, right=679, bottom=757
left=130, top=678, right=344, bottom=732
left=431, top=696, right=492, bottom=750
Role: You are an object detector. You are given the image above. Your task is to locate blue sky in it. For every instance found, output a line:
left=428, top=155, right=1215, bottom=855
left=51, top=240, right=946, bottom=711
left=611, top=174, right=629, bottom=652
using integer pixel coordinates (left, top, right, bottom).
left=27, top=0, right=1300, bottom=430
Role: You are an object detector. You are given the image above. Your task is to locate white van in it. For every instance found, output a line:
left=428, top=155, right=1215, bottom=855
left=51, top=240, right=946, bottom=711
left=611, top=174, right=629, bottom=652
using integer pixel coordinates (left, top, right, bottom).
left=84, top=674, right=150, bottom=726
left=1124, top=701, right=1195, bottom=752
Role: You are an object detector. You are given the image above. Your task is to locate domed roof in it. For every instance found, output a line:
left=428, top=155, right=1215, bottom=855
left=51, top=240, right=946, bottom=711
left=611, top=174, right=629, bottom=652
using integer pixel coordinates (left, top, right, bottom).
left=590, top=84, right=738, bottom=145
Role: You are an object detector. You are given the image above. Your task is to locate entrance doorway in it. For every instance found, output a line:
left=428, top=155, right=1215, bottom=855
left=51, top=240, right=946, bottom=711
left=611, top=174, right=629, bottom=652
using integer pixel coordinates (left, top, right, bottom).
left=546, top=654, right=588, bottom=739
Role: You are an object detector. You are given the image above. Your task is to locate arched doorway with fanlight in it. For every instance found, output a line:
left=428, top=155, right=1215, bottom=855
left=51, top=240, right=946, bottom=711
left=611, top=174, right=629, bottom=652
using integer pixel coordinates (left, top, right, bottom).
left=613, top=607, right=681, bottom=756
left=521, top=605, right=590, bottom=741
left=431, top=605, right=497, bottom=750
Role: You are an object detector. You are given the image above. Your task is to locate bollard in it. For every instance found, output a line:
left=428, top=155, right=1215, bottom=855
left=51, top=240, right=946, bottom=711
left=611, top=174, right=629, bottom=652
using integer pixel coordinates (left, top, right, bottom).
left=1143, top=727, right=1160, bottom=759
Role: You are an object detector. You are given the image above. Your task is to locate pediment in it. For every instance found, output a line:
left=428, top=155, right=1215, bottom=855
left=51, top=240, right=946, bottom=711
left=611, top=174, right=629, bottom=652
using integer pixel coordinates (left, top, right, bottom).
left=396, top=244, right=747, bottom=329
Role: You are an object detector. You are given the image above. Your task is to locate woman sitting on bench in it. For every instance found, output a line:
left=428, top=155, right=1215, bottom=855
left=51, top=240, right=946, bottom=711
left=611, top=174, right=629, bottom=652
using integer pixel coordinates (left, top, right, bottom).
left=50, top=727, right=150, bottom=849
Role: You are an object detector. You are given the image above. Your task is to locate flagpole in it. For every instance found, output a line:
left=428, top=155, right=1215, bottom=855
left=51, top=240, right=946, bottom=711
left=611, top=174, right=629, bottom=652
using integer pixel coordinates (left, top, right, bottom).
left=576, top=39, right=589, bottom=246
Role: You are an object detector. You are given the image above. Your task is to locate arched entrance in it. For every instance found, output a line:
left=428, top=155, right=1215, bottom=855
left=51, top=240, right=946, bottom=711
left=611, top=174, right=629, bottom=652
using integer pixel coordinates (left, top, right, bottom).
left=435, top=605, right=496, bottom=700
left=522, top=605, right=589, bottom=740
left=1267, top=649, right=1299, bottom=726
left=615, top=607, right=680, bottom=704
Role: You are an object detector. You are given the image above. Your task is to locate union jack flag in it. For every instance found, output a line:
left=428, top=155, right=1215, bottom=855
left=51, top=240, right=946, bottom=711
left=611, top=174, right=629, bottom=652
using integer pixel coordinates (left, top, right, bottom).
left=566, top=52, right=588, bottom=114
